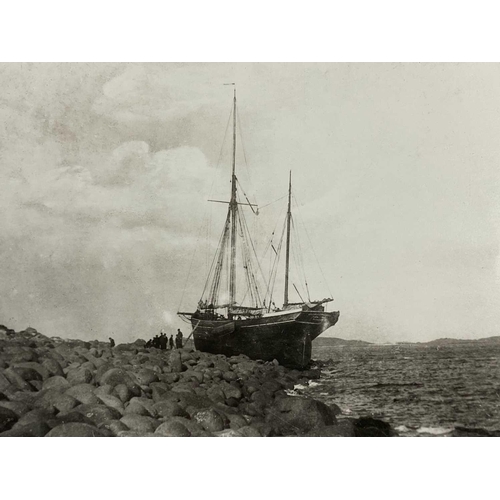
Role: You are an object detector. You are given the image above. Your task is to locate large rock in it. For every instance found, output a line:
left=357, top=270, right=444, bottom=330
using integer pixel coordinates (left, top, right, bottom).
left=66, top=384, right=101, bottom=405
left=41, top=358, right=65, bottom=377
left=0, top=372, right=14, bottom=394
left=47, top=411, right=95, bottom=429
left=46, top=423, right=105, bottom=437
left=156, top=416, right=209, bottom=437
left=15, top=408, right=55, bottom=428
left=67, top=367, right=94, bottom=386
left=120, top=414, right=158, bottom=434
left=206, top=385, right=226, bottom=404
left=3, top=367, right=35, bottom=391
left=0, top=406, right=18, bottom=432
left=11, top=362, right=50, bottom=381
left=134, top=369, right=159, bottom=386
left=75, top=404, right=122, bottom=427
left=42, top=376, right=71, bottom=391
left=353, top=417, right=397, bottom=437
left=113, top=384, right=134, bottom=403
left=1, top=420, right=51, bottom=437
left=34, top=390, right=79, bottom=414
left=220, top=381, right=242, bottom=401
left=153, top=400, right=189, bottom=419
left=150, top=382, right=169, bottom=402
left=96, top=393, right=124, bottom=413
left=0, top=400, right=31, bottom=418
left=123, top=401, right=151, bottom=417
left=170, top=351, right=183, bottom=373
left=99, top=369, right=140, bottom=396
left=154, top=420, right=191, bottom=437
left=100, top=419, right=129, bottom=436
left=265, top=396, right=336, bottom=435
left=127, top=397, right=157, bottom=418
left=304, top=421, right=356, bottom=437
left=193, top=408, right=225, bottom=432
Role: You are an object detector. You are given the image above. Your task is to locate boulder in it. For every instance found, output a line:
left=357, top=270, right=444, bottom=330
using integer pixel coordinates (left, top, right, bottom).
left=0, top=406, right=18, bottom=432
left=113, top=384, right=134, bottom=403
left=67, top=367, right=94, bottom=386
left=40, top=358, right=65, bottom=377
left=99, top=369, right=140, bottom=396
left=193, top=408, right=225, bottom=432
left=170, top=351, right=183, bottom=373
left=46, top=423, right=105, bottom=437
left=150, top=382, right=169, bottom=402
left=11, top=362, right=50, bottom=381
left=34, top=390, right=79, bottom=414
left=4, top=346, right=37, bottom=363
left=123, top=401, right=151, bottom=417
left=42, top=376, right=71, bottom=391
left=220, top=381, right=242, bottom=401
left=75, top=404, right=122, bottom=427
left=155, top=420, right=191, bottom=437
left=3, top=367, right=35, bottom=391
left=157, top=416, right=208, bottom=437
left=30, top=380, right=43, bottom=391
left=206, top=385, right=226, bottom=404
left=0, top=400, right=31, bottom=418
left=120, top=414, right=158, bottom=434
left=153, top=400, right=189, bottom=419
left=100, top=419, right=129, bottom=436
left=66, top=384, right=100, bottom=405
left=15, top=408, right=55, bottom=428
left=222, top=371, right=238, bottom=382
left=214, top=359, right=230, bottom=372
left=227, top=413, right=249, bottom=430
left=161, top=373, right=180, bottom=384
left=134, top=369, right=159, bottom=386
left=1, top=420, right=51, bottom=437
left=304, top=421, right=356, bottom=437
left=95, top=393, right=124, bottom=413
left=237, top=425, right=262, bottom=437
left=94, top=384, right=114, bottom=397
left=265, top=396, right=336, bottom=435
left=0, top=372, right=14, bottom=394
left=353, top=417, right=397, bottom=437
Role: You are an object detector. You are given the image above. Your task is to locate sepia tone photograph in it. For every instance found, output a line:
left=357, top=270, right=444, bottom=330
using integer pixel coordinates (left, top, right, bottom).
left=1, top=61, right=499, bottom=441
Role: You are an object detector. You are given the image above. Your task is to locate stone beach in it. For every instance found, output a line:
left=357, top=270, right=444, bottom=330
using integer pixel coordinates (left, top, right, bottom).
left=0, top=326, right=396, bottom=437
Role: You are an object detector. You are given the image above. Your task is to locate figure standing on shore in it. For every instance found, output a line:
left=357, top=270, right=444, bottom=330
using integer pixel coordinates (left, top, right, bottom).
left=169, top=335, right=174, bottom=350
left=159, top=333, right=167, bottom=350
left=109, top=337, right=115, bottom=348
left=176, top=329, right=183, bottom=349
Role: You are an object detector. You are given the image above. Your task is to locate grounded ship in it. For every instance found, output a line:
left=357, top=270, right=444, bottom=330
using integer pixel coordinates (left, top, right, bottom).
left=178, top=88, right=339, bottom=369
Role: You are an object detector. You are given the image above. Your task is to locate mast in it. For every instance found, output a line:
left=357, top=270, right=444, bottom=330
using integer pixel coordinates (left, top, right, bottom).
left=229, top=88, right=237, bottom=308
left=284, top=171, right=292, bottom=306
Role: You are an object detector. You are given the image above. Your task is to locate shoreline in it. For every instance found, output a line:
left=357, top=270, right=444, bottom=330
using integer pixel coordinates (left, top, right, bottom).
left=0, top=326, right=398, bottom=437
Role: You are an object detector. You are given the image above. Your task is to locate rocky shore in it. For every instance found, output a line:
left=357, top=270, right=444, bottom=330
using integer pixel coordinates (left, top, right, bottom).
left=0, top=326, right=397, bottom=437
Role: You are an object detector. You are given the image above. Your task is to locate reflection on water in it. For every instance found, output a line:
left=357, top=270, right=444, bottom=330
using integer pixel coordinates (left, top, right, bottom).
left=302, top=342, right=500, bottom=436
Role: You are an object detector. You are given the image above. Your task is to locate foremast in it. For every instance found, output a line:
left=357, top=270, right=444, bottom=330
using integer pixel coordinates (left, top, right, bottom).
left=229, top=88, right=237, bottom=308
left=284, top=171, right=292, bottom=306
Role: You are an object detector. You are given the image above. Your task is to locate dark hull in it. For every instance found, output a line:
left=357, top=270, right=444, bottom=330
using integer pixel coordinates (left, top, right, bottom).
left=191, top=309, right=340, bottom=369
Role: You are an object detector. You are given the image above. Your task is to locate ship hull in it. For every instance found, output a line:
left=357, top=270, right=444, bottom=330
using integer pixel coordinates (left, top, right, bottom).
left=191, top=309, right=340, bottom=369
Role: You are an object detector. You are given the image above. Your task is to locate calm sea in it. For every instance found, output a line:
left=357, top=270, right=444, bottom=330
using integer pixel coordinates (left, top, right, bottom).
left=300, top=342, right=500, bottom=436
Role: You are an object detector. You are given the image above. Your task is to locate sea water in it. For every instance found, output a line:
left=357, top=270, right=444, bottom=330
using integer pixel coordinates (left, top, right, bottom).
left=299, top=342, right=500, bottom=436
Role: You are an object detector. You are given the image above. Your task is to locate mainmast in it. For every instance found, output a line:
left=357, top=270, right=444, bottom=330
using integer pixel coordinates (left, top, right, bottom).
left=229, top=87, right=237, bottom=307
left=284, top=171, right=292, bottom=306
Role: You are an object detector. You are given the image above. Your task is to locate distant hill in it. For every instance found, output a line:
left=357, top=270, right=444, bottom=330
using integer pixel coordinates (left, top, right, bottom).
left=315, top=337, right=372, bottom=346
left=423, top=336, right=500, bottom=346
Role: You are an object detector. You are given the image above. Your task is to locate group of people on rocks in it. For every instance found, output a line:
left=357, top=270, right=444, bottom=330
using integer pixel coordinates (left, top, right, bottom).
left=145, top=328, right=184, bottom=350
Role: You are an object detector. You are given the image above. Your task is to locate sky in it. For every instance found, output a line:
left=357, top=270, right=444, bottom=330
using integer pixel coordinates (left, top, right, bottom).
left=1, top=62, right=499, bottom=343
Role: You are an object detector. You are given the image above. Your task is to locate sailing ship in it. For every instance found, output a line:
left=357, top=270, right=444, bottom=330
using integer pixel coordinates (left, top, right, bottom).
left=178, top=88, right=339, bottom=369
